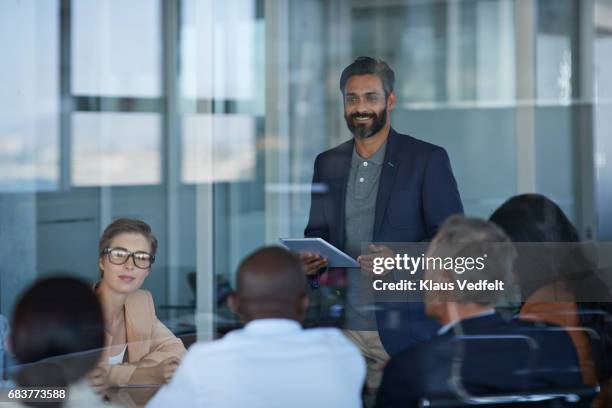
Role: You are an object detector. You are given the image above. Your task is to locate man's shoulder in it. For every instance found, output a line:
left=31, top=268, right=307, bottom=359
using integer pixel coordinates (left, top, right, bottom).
left=302, top=327, right=362, bottom=352
left=385, top=316, right=548, bottom=371
left=389, top=333, right=450, bottom=370
left=508, top=317, right=578, bottom=346
left=499, top=315, right=570, bottom=334
left=176, top=333, right=243, bottom=369
left=315, top=139, right=354, bottom=163
left=186, top=327, right=359, bottom=352
left=391, top=129, right=446, bottom=156
left=388, top=315, right=520, bottom=366
left=315, top=130, right=447, bottom=163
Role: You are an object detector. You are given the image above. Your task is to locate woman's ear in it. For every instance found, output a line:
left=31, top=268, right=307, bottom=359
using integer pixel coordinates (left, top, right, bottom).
left=98, top=257, right=105, bottom=277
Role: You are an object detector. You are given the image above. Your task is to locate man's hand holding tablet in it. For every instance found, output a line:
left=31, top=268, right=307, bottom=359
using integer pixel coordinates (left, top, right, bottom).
left=281, top=238, right=359, bottom=273
left=299, top=252, right=329, bottom=275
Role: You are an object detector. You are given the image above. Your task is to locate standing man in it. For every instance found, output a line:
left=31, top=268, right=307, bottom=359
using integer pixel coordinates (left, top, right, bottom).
left=302, top=56, right=463, bottom=396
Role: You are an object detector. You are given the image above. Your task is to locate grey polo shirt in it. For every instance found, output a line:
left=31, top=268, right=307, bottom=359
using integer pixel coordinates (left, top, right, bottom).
left=343, top=141, right=387, bottom=330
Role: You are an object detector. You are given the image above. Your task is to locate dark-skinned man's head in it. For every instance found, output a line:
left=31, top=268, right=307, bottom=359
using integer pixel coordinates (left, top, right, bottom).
left=229, top=246, right=309, bottom=323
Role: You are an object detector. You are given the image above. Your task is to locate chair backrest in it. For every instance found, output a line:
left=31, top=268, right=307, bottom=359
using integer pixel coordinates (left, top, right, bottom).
left=419, top=385, right=600, bottom=407
left=419, top=332, right=593, bottom=407
left=448, top=334, right=539, bottom=404
left=521, top=307, right=612, bottom=379
left=574, top=307, right=612, bottom=380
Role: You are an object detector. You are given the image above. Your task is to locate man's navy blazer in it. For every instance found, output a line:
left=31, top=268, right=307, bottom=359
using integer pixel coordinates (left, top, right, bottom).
left=376, top=313, right=584, bottom=408
left=304, top=128, right=464, bottom=355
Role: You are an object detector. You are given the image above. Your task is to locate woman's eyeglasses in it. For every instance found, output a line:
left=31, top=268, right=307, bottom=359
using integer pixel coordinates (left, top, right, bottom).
left=103, top=247, right=154, bottom=269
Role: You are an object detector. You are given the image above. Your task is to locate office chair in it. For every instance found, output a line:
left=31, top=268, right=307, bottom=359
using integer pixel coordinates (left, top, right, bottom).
left=419, top=333, right=599, bottom=408
left=419, top=385, right=600, bottom=407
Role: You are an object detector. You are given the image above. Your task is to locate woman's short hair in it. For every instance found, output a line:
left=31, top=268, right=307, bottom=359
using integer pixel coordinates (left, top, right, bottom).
left=10, top=276, right=105, bottom=388
left=98, top=218, right=158, bottom=277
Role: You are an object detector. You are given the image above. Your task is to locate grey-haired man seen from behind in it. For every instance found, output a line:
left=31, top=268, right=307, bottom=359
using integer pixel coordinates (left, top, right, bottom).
left=377, top=216, right=583, bottom=408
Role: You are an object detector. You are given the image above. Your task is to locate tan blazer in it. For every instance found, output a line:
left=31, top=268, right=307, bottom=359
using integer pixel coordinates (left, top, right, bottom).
left=99, top=289, right=186, bottom=386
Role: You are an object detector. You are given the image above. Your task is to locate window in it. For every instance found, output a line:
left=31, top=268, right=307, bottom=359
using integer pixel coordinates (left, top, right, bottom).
left=0, top=0, right=59, bottom=192
left=72, top=0, right=161, bottom=97
left=71, top=112, right=161, bottom=186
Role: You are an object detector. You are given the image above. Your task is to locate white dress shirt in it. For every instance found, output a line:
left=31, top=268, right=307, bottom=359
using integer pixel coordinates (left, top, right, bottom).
left=107, top=344, right=127, bottom=365
left=147, top=318, right=366, bottom=408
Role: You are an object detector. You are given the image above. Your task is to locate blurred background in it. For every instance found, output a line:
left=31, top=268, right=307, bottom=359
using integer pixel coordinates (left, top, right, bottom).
left=1, top=0, right=611, bottom=339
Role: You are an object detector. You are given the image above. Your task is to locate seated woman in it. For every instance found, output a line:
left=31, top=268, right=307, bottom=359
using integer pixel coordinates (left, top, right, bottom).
left=489, top=194, right=611, bottom=387
left=94, top=218, right=185, bottom=386
left=8, top=276, right=110, bottom=407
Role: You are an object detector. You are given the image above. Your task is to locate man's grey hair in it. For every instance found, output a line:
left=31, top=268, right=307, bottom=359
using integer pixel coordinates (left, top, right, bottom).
left=428, top=215, right=517, bottom=304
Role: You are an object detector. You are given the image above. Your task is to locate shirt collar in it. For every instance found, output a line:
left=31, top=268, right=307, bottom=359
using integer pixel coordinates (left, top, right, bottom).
left=352, top=140, right=387, bottom=166
left=437, top=309, right=496, bottom=335
left=243, top=318, right=302, bottom=335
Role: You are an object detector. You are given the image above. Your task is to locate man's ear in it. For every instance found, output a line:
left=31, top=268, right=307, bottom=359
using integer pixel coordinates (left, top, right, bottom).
left=300, top=293, right=309, bottom=311
left=228, top=292, right=240, bottom=315
left=445, top=302, right=460, bottom=325
left=440, top=270, right=454, bottom=299
left=296, top=293, right=310, bottom=320
left=387, top=91, right=397, bottom=112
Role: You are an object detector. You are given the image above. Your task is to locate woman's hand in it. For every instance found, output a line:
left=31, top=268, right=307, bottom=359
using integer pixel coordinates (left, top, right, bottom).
left=130, top=356, right=181, bottom=385
left=87, top=366, right=109, bottom=396
left=153, top=356, right=180, bottom=383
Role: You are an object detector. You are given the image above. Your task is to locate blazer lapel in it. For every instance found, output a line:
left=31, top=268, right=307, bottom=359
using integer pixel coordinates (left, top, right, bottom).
left=331, top=141, right=353, bottom=247
left=124, top=297, right=143, bottom=363
left=374, top=129, right=400, bottom=239
left=102, top=332, right=112, bottom=362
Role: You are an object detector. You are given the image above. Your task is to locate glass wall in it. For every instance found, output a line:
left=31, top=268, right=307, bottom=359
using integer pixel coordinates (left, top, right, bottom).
left=595, top=0, right=612, bottom=239
left=1, top=0, right=611, bottom=337
left=0, top=0, right=60, bottom=192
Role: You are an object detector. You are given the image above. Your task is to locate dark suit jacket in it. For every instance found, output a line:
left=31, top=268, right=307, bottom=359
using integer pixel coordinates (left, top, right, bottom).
left=304, top=128, right=463, bottom=354
left=376, top=313, right=584, bottom=408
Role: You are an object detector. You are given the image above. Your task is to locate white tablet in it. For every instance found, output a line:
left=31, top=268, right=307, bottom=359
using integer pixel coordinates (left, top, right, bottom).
left=280, top=237, right=360, bottom=268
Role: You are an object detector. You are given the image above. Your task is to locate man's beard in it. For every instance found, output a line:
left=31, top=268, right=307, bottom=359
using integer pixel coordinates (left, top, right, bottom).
left=344, top=107, right=387, bottom=139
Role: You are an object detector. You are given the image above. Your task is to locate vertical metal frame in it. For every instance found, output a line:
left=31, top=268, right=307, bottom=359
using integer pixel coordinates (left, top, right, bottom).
left=514, top=0, right=597, bottom=238
left=574, top=0, right=596, bottom=239
left=514, top=0, right=537, bottom=194
left=162, top=0, right=182, bottom=310
left=264, top=0, right=291, bottom=243
left=325, top=0, right=352, bottom=149
left=192, top=0, right=216, bottom=342
left=59, top=0, right=72, bottom=190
